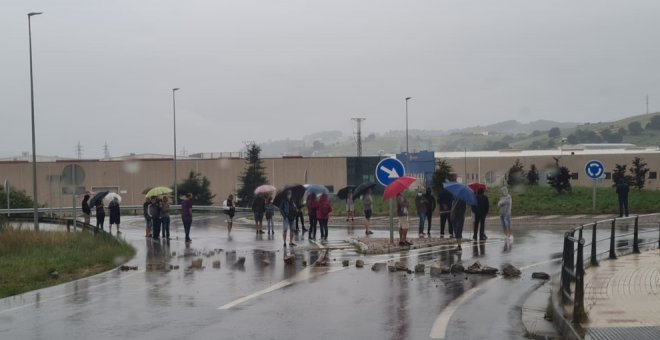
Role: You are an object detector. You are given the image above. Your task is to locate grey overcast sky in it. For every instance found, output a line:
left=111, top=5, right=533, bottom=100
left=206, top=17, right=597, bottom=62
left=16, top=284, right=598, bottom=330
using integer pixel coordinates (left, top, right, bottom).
left=3, top=0, right=660, bottom=158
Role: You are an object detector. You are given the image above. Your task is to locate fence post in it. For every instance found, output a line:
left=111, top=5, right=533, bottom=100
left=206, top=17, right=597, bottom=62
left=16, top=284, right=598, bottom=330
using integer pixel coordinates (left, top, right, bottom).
left=591, top=222, right=599, bottom=266
left=568, top=230, right=575, bottom=282
left=573, top=238, right=586, bottom=324
left=561, top=232, right=571, bottom=300
left=633, top=216, right=640, bottom=254
left=609, top=220, right=617, bottom=259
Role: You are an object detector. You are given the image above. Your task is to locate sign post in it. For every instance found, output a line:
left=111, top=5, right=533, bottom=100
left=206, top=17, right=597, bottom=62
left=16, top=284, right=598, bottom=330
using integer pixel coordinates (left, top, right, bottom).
left=4, top=179, right=9, bottom=217
left=585, top=160, right=605, bottom=210
left=375, top=158, right=406, bottom=243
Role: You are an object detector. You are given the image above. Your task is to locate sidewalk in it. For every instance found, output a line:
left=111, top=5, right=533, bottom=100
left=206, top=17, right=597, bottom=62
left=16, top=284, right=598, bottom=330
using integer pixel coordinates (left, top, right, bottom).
left=581, top=249, right=660, bottom=339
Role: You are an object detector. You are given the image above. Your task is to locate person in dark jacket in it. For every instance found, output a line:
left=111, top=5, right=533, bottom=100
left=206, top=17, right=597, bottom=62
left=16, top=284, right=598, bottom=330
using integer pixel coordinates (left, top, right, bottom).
left=616, top=179, right=629, bottom=217
left=252, top=195, right=266, bottom=234
left=149, top=197, right=162, bottom=240
left=108, top=197, right=121, bottom=232
left=279, top=190, right=297, bottom=247
left=472, top=187, right=489, bottom=241
left=95, top=201, right=106, bottom=230
left=424, top=188, right=436, bottom=237
left=143, top=197, right=152, bottom=237
left=81, top=194, right=91, bottom=225
left=181, top=193, right=193, bottom=243
left=437, top=188, right=454, bottom=237
left=306, top=193, right=319, bottom=240
left=450, top=198, right=466, bottom=251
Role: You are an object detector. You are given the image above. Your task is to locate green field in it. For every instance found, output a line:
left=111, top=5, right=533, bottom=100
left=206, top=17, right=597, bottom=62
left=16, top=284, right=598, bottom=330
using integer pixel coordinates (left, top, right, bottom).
left=0, top=227, right=135, bottom=298
left=332, top=185, right=660, bottom=217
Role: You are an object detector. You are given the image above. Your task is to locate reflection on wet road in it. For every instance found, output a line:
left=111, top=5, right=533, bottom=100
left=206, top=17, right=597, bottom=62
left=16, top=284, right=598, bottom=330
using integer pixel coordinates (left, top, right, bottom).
left=0, top=215, right=652, bottom=339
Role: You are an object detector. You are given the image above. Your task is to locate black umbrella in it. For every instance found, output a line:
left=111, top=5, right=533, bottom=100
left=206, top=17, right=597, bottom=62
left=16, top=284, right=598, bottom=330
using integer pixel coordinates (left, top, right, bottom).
left=273, top=185, right=305, bottom=207
left=88, top=191, right=109, bottom=207
left=336, top=185, right=357, bottom=200
left=352, top=182, right=377, bottom=200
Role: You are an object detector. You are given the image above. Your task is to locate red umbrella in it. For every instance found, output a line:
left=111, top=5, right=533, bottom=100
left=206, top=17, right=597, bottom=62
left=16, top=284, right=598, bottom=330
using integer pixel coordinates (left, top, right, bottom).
left=383, top=176, right=417, bottom=200
left=468, top=182, right=487, bottom=193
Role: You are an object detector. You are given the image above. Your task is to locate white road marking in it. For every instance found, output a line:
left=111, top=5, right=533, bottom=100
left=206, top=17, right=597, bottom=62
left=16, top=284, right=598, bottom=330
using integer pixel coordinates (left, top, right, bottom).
left=539, top=215, right=560, bottom=220
left=0, top=269, right=145, bottom=315
left=429, top=286, right=481, bottom=339
left=218, top=240, right=505, bottom=310
left=428, top=256, right=562, bottom=339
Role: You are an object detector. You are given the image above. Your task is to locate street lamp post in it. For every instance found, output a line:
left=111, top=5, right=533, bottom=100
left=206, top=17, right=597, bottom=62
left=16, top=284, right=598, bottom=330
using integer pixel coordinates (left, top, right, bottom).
left=28, top=12, right=42, bottom=231
left=405, top=97, right=411, bottom=156
left=172, top=88, right=180, bottom=205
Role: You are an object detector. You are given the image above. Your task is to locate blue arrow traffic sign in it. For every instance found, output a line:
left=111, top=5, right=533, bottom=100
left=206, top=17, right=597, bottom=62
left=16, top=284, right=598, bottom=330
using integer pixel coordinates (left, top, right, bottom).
left=585, top=160, right=605, bottom=180
left=375, top=158, right=405, bottom=186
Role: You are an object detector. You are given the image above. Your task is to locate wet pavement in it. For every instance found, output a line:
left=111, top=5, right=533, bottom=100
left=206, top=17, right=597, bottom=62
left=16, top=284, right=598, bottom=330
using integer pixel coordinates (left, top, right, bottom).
left=0, top=215, right=654, bottom=339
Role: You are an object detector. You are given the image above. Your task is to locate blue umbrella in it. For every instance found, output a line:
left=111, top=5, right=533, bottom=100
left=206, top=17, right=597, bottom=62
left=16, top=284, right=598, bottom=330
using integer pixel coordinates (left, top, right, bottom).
left=304, top=184, right=329, bottom=196
left=443, top=182, right=477, bottom=206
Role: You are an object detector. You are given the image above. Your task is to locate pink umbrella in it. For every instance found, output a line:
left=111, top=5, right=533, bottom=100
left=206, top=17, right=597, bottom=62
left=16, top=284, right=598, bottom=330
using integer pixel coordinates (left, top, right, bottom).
left=254, top=185, right=277, bottom=196
left=383, top=176, right=417, bottom=200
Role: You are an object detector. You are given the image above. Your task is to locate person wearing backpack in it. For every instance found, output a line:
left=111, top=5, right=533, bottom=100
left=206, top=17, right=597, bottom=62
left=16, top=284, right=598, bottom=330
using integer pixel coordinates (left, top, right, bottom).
left=223, top=194, right=236, bottom=236
left=316, top=193, right=332, bottom=241
left=279, top=190, right=298, bottom=247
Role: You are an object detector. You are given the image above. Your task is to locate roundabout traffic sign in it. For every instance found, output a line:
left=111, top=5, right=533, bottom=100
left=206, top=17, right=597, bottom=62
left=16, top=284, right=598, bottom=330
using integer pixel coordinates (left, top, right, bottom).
left=585, top=160, right=605, bottom=180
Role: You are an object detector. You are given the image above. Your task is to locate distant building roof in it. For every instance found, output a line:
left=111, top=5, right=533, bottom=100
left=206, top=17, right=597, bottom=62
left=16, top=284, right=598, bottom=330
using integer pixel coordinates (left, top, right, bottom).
left=436, top=144, right=660, bottom=159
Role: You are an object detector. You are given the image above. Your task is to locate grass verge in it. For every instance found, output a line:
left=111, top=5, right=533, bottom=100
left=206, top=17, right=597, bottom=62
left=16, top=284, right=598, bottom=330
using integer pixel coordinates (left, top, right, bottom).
left=332, top=185, right=660, bottom=217
left=0, top=227, right=135, bottom=298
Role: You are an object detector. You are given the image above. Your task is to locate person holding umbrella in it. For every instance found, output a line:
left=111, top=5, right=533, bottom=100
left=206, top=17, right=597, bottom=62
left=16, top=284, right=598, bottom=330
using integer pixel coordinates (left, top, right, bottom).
left=306, top=193, right=319, bottom=240
left=95, top=201, right=106, bottom=230
left=316, top=193, right=332, bottom=241
left=143, top=197, right=152, bottom=238
left=279, top=190, right=298, bottom=247
left=397, top=192, right=411, bottom=246
left=81, top=194, right=91, bottom=225
left=471, top=187, right=489, bottom=241
left=149, top=197, right=162, bottom=240
left=252, top=194, right=266, bottom=234
left=108, top=197, right=121, bottom=232
left=437, top=187, right=454, bottom=237
left=450, top=197, right=466, bottom=252
left=362, top=188, right=374, bottom=235
left=181, top=193, right=193, bottom=243
left=161, top=196, right=171, bottom=240
left=265, top=197, right=276, bottom=234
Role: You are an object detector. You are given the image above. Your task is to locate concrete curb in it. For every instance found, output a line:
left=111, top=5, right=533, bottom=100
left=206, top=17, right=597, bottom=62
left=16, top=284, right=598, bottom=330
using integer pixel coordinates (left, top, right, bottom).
left=550, top=274, right=583, bottom=340
left=521, top=280, right=562, bottom=339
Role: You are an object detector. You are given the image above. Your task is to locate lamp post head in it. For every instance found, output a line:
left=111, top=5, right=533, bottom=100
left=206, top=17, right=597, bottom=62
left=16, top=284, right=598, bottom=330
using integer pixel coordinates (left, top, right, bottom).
left=405, top=97, right=412, bottom=101
left=172, top=88, right=180, bottom=92
left=28, top=12, right=43, bottom=17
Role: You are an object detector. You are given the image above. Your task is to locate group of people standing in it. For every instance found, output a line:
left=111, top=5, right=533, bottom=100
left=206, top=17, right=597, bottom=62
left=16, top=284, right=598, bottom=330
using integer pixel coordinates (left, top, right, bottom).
left=143, top=193, right=194, bottom=243
left=251, top=190, right=333, bottom=247
left=142, top=196, right=172, bottom=241
left=395, top=182, right=514, bottom=251
left=81, top=194, right=121, bottom=232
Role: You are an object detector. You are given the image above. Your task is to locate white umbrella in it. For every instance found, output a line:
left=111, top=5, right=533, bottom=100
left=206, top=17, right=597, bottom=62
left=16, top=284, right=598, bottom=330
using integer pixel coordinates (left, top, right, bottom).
left=103, top=192, right=122, bottom=206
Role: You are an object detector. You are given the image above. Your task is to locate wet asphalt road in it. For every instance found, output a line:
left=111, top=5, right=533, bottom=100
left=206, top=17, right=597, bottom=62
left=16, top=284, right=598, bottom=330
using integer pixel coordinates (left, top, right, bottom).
left=0, top=215, right=650, bottom=339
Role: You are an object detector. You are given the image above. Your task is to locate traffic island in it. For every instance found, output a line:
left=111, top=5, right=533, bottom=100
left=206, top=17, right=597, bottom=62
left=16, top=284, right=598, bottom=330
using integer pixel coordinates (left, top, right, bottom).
left=348, top=236, right=457, bottom=254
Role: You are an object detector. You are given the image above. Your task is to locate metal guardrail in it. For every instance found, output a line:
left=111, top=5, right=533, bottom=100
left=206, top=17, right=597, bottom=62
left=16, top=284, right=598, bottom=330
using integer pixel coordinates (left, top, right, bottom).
left=560, top=213, right=660, bottom=324
left=0, top=205, right=252, bottom=216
